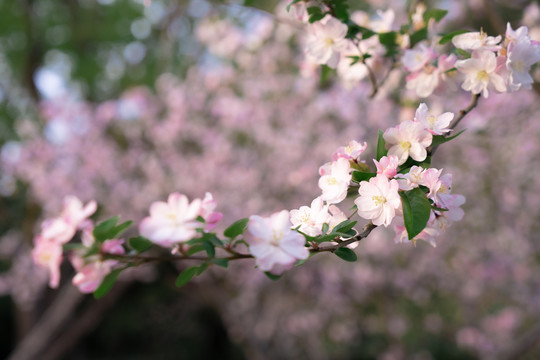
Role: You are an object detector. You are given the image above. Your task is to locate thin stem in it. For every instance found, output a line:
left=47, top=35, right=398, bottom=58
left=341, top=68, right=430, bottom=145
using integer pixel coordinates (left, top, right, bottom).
left=101, top=223, right=378, bottom=265
left=103, top=252, right=253, bottom=265
left=315, top=222, right=377, bottom=252
left=430, top=93, right=481, bottom=156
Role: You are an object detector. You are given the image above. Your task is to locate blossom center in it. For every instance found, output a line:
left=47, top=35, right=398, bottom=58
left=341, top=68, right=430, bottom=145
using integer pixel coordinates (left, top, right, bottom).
left=326, top=177, right=338, bottom=185
left=324, top=38, right=335, bottom=47
left=271, top=232, right=282, bottom=246
left=514, top=60, right=525, bottom=72
left=476, top=70, right=489, bottom=82
left=427, top=114, right=436, bottom=126
left=399, top=141, right=412, bottom=151
left=372, top=195, right=387, bottom=206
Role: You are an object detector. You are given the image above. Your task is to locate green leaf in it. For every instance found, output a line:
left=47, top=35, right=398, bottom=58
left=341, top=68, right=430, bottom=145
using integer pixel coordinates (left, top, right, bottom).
left=431, top=205, right=448, bottom=212
left=410, top=27, right=428, bottom=48
left=347, top=24, right=376, bottom=40
left=202, top=241, right=215, bottom=258
left=93, top=216, right=119, bottom=243
left=455, top=48, right=471, bottom=58
left=202, top=232, right=223, bottom=247
left=378, top=31, right=397, bottom=47
left=128, top=236, right=153, bottom=253
left=431, top=129, right=466, bottom=147
left=264, top=272, right=282, bottom=281
left=332, top=220, right=357, bottom=234
left=186, top=244, right=205, bottom=256
left=224, top=218, right=249, bottom=239
left=175, top=266, right=199, bottom=288
left=439, top=30, right=468, bottom=45
left=376, top=130, right=388, bottom=160
left=319, top=64, right=335, bottom=87
left=399, top=188, right=432, bottom=240
left=321, top=222, right=329, bottom=235
left=211, top=258, right=229, bottom=268
left=332, top=0, right=350, bottom=21
left=196, top=215, right=206, bottom=223
left=378, top=31, right=399, bottom=56
left=314, top=233, right=340, bottom=243
left=423, top=8, right=448, bottom=23
left=307, top=6, right=325, bottom=23
left=63, top=243, right=84, bottom=251
left=111, top=220, right=133, bottom=238
left=352, top=171, right=377, bottom=183
left=94, top=268, right=123, bottom=299
left=93, top=217, right=133, bottom=243
left=334, top=247, right=357, bottom=262
left=196, top=263, right=209, bottom=275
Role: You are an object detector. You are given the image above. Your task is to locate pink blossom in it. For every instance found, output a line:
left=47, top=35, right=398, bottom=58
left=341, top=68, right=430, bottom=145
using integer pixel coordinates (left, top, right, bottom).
left=395, top=166, right=424, bottom=190
left=69, top=239, right=125, bottom=293
left=383, top=121, right=432, bottom=165
left=318, top=158, right=352, bottom=204
left=406, top=54, right=457, bottom=98
left=456, top=50, right=507, bottom=97
left=421, top=168, right=443, bottom=198
left=402, top=43, right=436, bottom=72
left=71, top=259, right=117, bottom=293
left=414, top=103, right=453, bottom=135
left=31, top=236, right=63, bottom=288
left=374, top=155, right=399, bottom=178
left=452, top=31, right=502, bottom=52
left=139, top=193, right=203, bottom=247
left=332, top=140, right=367, bottom=162
left=102, top=239, right=126, bottom=255
left=60, top=195, right=97, bottom=227
left=40, top=217, right=77, bottom=245
left=505, top=23, right=529, bottom=45
left=200, top=192, right=223, bottom=231
left=245, top=210, right=309, bottom=275
left=506, top=36, right=540, bottom=91
left=355, top=174, right=401, bottom=227
left=305, top=15, right=349, bottom=68
left=290, top=197, right=330, bottom=237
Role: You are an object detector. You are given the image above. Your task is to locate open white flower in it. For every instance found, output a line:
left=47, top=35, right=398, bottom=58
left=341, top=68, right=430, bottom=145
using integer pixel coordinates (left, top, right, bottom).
left=290, top=197, right=330, bottom=237
left=246, top=210, right=309, bottom=275
left=455, top=49, right=507, bottom=97
left=305, top=15, right=349, bottom=68
left=452, top=31, right=502, bottom=52
left=414, top=103, right=453, bottom=135
left=383, top=121, right=432, bottom=165
left=139, top=193, right=202, bottom=247
left=506, top=36, right=540, bottom=91
left=355, top=174, right=401, bottom=227
left=318, top=158, right=352, bottom=204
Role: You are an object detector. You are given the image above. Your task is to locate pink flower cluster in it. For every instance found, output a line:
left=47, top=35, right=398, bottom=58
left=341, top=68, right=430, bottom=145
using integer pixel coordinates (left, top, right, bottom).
left=139, top=192, right=222, bottom=249
left=32, top=196, right=96, bottom=288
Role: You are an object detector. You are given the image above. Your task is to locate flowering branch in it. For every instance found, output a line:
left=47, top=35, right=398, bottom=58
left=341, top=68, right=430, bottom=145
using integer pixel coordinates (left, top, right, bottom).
left=27, top=1, right=540, bottom=299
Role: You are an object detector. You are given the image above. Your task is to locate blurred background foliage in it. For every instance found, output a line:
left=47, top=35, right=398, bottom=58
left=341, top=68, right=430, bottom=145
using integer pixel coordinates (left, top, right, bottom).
left=1, top=0, right=540, bottom=359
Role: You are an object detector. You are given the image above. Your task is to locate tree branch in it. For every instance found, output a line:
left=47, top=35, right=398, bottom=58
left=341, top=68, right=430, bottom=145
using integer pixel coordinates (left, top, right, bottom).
left=430, top=93, right=481, bottom=156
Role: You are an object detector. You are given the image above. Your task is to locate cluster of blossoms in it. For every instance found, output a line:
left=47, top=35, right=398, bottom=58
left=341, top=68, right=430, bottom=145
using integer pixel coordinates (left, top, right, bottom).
left=30, top=101, right=466, bottom=288
left=26, top=1, right=540, bottom=297
left=402, top=20, right=540, bottom=98
left=32, top=195, right=131, bottom=293
left=291, top=2, right=540, bottom=100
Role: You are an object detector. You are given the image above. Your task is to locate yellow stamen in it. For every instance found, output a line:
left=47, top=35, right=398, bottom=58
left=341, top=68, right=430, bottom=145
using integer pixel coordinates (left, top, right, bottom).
left=476, top=70, right=489, bottom=82
left=372, top=195, right=387, bottom=206
left=400, top=141, right=412, bottom=151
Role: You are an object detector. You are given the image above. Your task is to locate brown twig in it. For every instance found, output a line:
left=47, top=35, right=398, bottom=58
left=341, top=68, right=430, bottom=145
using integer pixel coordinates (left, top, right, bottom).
left=430, top=93, right=481, bottom=156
